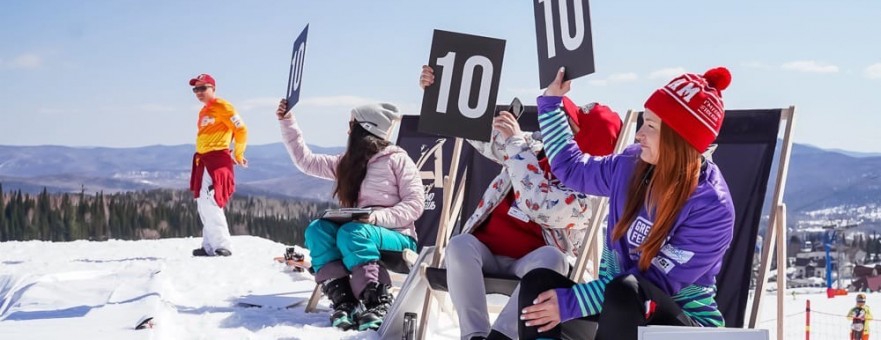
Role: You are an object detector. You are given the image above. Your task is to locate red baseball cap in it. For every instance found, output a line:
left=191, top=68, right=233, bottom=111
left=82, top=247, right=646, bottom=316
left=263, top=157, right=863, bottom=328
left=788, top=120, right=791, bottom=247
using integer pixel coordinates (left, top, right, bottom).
left=188, top=74, right=216, bottom=87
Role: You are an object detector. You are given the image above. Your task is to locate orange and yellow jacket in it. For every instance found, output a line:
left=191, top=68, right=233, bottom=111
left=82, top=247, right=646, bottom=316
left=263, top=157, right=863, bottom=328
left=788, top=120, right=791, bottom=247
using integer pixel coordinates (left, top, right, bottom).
left=195, top=97, right=247, bottom=163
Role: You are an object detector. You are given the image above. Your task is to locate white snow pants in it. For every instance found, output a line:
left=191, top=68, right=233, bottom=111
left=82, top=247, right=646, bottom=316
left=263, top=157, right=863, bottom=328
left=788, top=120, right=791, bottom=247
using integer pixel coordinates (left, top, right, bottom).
left=197, top=168, right=232, bottom=255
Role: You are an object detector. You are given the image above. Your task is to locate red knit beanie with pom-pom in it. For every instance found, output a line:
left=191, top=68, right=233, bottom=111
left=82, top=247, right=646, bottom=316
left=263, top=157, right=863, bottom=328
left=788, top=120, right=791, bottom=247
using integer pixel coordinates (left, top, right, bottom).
left=643, top=67, right=731, bottom=152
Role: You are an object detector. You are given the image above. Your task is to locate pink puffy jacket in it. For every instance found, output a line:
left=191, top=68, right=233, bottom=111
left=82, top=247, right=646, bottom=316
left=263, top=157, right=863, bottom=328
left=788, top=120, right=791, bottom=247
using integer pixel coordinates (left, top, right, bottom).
left=279, top=116, right=424, bottom=240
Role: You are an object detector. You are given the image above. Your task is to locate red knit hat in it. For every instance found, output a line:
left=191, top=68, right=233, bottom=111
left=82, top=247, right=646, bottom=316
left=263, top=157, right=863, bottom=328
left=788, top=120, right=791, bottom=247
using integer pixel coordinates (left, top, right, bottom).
left=561, top=97, right=623, bottom=156
left=643, top=67, right=731, bottom=152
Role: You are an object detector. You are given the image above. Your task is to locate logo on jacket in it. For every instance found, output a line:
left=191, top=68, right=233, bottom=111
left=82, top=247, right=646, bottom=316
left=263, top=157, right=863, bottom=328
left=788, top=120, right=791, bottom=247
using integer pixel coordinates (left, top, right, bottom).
left=628, top=217, right=653, bottom=248
left=652, top=256, right=676, bottom=274
left=200, top=116, right=215, bottom=127
left=660, top=244, right=694, bottom=264
left=230, top=115, right=244, bottom=127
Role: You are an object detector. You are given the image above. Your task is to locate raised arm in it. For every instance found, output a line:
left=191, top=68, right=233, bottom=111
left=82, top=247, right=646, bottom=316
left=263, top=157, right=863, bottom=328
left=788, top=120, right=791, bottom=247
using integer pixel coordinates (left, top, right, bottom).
left=277, top=99, right=341, bottom=180
left=537, top=95, right=618, bottom=197
left=535, top=68, right=623, bottom=197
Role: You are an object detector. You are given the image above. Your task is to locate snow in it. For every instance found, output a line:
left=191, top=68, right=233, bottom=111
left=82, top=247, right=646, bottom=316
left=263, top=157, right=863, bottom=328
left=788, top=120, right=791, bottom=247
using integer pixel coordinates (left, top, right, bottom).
left=798, top=204, right=881, bottom=230
left=6, top=235, right=876, bottom=340
left=752, top=289, right=881, bottom=340
left=0, top=236, right=383, bottom=339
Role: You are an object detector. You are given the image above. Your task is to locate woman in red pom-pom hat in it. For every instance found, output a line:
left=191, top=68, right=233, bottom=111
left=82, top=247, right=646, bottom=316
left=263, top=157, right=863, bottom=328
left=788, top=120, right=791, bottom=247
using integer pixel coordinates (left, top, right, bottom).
left=518, top=67, right=736, bottom=340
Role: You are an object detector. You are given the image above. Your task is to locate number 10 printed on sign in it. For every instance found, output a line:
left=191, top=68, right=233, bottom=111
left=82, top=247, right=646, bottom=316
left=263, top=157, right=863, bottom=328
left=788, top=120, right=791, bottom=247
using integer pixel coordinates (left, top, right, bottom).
left=534, top=0, right=594, bottom=88
left=419, top=30, right=506, bottom=142
left=285, top=25, right=309, bottom=111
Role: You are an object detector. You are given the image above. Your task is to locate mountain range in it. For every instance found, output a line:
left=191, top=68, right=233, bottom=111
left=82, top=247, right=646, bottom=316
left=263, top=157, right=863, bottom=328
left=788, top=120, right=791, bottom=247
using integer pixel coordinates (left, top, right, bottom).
left=1, top=142, right=879, bottom=228
left=0, top=143, right=343, bottom=201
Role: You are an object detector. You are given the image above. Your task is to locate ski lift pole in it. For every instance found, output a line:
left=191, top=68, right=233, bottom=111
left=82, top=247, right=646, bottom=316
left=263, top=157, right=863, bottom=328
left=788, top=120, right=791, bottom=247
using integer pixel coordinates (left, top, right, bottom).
left=825, top=230, right=834, bottom=298
left=805, top=299, right=811, bottom=340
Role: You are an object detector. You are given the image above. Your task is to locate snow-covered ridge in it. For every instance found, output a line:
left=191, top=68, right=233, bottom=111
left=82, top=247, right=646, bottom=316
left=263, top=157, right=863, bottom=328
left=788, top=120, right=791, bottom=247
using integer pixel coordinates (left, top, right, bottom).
left=796, top=204, right=881, bottom=231
left=2, top=235, right=879, bottom=339
left=0, top=236, right=372, bottom=340
left=805, top=204, right=881, bottom=220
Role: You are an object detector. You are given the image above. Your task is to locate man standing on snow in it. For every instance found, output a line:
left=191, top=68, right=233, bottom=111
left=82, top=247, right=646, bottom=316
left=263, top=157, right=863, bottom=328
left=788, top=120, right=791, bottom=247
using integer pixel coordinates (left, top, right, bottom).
left=188, top=73, right=248, bottom=257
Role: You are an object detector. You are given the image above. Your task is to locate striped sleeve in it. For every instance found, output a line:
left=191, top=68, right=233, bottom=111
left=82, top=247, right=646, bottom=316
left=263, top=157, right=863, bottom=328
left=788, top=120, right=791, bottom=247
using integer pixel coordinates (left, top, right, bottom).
left=557, top=246, right=621, bottom=321
left=536, top=96, right=575, bottom=162
left=674, top=285, right=725, bottom=327
left=535, top=95, right=616, bottom=197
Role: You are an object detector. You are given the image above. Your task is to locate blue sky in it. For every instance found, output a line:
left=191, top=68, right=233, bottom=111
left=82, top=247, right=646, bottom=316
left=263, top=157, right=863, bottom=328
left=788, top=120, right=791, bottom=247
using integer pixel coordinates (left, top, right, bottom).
left=1, top=1, right=880, bottom=152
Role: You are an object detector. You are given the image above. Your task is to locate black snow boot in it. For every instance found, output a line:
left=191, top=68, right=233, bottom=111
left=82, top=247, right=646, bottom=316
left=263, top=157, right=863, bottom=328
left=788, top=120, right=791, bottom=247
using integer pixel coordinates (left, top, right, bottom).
left=192, top=248, right=232, bottom=257
left=322, top=277, right=360, bottom=331
left=357, top=282, right=393, bottom=331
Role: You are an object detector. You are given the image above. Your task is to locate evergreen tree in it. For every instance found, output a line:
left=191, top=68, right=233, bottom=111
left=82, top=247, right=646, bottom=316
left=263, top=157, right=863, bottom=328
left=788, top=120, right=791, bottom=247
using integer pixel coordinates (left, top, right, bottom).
left=0, top=183, right=5, bottom=241
left=37, top=188, right=50, bottom=239
left=0, top=186, right=329, bottom=245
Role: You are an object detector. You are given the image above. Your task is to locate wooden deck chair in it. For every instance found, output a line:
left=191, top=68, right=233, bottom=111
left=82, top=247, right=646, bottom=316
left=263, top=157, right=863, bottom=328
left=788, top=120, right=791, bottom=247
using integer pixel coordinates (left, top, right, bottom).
left=714, top=108, right=795, bottom=340
left=304, top=115, right=473, bottom=313
left=413, top=107, right=636, bottom=339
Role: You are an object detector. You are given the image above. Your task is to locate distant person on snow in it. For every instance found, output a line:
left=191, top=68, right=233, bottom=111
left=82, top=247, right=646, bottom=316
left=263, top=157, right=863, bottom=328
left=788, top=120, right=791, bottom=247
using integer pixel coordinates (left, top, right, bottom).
left=188, top=74, right=248, bottom=257
left=276, top=99, right=424, bottom=331
left=849, top=293, right=873, bottom=340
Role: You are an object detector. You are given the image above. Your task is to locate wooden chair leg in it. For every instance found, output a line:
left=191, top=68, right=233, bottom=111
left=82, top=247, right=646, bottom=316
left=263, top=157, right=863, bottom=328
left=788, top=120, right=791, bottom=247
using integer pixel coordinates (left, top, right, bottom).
left=417, top=288, right=435, bottom=340
left=436, top=292, right=457, bottom=325
left=305, top=284, right=323, bottom=313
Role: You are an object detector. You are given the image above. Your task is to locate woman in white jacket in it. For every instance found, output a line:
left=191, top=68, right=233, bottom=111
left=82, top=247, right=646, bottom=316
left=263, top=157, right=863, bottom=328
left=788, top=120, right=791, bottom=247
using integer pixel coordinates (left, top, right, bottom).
left=420, top=66, right=622, bottom=340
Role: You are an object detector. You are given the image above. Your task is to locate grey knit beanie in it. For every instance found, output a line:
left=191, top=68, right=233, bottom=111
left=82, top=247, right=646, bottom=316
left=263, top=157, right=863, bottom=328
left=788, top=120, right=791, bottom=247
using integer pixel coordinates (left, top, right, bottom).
left=351, top=103, right=401, bottom=141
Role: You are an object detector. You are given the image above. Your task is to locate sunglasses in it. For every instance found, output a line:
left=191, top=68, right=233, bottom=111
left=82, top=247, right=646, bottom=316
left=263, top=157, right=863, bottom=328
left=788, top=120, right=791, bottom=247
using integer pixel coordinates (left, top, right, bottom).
left=192, top=85, right=213, bottom=93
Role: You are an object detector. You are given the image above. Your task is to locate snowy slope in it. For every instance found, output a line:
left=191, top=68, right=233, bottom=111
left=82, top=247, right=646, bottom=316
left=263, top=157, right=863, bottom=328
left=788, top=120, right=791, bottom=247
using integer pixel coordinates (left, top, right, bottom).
left=6, top=235, right=876, bottom=340
left=750, top=288, right=881, bottom=340
left=0, top=236, right=379, bottom=340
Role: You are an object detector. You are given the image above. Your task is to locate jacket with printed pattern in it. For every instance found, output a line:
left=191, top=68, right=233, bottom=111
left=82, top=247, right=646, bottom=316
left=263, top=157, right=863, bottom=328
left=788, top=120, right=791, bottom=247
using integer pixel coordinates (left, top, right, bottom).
left=460, top=129, right=599, bottom=260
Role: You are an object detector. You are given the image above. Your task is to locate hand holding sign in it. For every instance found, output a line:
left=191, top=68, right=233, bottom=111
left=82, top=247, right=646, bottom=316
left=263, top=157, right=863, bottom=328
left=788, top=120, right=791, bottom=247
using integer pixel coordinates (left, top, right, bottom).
left=285, top=25, right=309, bottom=112
left=419, top=30, right=506, bottom=142
left=534, top=0, right=594, bottom=88
left=275, top=99, right=289, bottom=120
left=543, top=67, right=572, bottom=97
left=419, top=65, right=435, bottom=89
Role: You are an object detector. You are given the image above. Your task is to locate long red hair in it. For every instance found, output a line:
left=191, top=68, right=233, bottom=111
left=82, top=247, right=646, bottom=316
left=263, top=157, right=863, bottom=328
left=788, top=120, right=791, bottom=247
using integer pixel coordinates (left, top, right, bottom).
left=612, top=122, right=702, bottom=271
